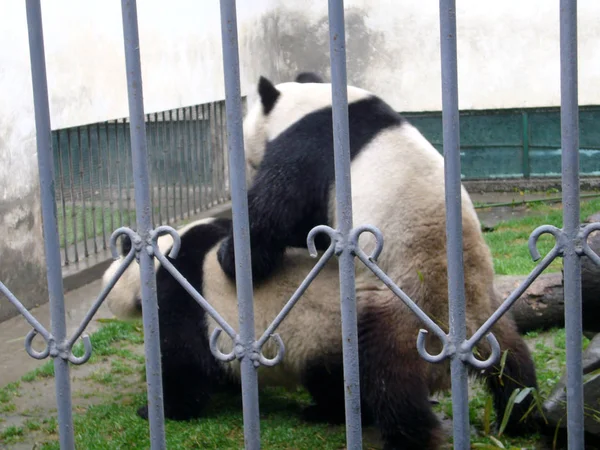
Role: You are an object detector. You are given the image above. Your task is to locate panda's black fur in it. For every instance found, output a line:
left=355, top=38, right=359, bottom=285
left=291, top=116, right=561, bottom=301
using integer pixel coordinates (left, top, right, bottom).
left=295, top=72, right=325, bottom=83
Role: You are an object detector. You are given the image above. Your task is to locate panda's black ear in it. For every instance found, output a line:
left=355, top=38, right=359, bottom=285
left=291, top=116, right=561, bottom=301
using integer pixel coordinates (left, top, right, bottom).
left=295, top=72, right=324, bottom=83
left=120, top=235, right=132, bottom=257
left=258, top=76, right=280, bottom=115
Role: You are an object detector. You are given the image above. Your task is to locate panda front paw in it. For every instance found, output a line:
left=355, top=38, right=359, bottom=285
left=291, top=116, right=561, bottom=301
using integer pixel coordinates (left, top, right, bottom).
left=302, top=404, right=345, bottom=425
left=137, top=404, right=149, bottom=420
left=217, top=237, right=237, bottom=280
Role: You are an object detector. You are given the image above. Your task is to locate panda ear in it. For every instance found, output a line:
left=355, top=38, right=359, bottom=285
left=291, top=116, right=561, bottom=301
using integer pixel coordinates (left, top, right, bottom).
left=295, top=72, right=324, bottom=83
left=120, top=235, right=132, bottom=257
left=258, top=76, right=280, bottom=115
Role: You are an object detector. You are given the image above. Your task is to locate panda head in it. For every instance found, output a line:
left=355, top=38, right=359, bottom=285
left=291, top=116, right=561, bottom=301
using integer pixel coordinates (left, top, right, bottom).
left=102, top=217, right=231, bottom=320
left=243, top=72, right=372, bottom=184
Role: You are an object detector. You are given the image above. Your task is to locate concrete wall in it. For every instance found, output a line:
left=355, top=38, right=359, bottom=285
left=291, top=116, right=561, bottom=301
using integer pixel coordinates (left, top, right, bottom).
left=0, top=4, right=47, bottom=321
left=1, top=0, right=599, bottom=321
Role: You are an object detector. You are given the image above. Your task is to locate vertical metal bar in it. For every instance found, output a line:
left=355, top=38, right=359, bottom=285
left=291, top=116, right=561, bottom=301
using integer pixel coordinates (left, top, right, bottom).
left=182, top=108, right=191, bottom=218
left=220, top=101, right=228, bottom=201
left=522, top=112, right=530, bottom=178
left=439, top=1, right=469, bottom=449
left=218, top=1, right=261, bottom=448
left=216, top=101, right=224, bottom=202
left=56, top=131, right=70, bottom=264
left=66, top=129, right=79, bottom=262
left=213, top=102, right=221, bottom=203
left=176, top=109, right=184, bottom=220
left=208, top=102, right=216, bottom=207
left=154, top=113, right=163, bottom=225
left=95, top=124, right=108, bottom=250
left=163, top=111, right=171, bottom=225
left=159, top=112, right=168, bottom=225
left=169, top=109, right=177, bottom=221
left=191, top=105, right=199, bottom=214
left=327, top=2, right=363, bottom=449
left=215, top=101, right=222, bottom=205
left=188, top=106, right=198, bottom=214
left=123, top=119, right=134, bottom=228
left=198, top=104, right=207, bottom=210
left=87, top=126, right=98, bottom=254
left=560, top=0, right=584, bottom=447
left=149, top=113, right=156, bottom=226
left=107, top=121, right=117, bottom=233
left=120, top=1, right=166, bottom=449
left=77, top=127, right=89, bottom=257
left=25, top=1, right=75, bottom=448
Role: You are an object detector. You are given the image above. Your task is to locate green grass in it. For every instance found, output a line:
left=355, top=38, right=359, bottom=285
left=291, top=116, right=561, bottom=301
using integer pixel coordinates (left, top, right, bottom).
left=483, top=197, right=600, bottom=275
left=4, top=320, right=572, bottom=450
left=13, top=320, right=349, bottom=450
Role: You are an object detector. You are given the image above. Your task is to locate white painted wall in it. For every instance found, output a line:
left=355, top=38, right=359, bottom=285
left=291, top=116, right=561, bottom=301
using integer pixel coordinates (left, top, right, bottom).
left=1, top=0, right=598, bottom=206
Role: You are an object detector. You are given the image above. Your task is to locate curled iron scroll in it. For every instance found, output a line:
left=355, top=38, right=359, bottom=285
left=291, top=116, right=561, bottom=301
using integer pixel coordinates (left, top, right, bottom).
left=67, top=334, right=93, bottom=365
left=109, top=227, right=141, bottom=260
left=416, top=329, right=452, bottom=363
left=307, top=225, right=340, bottom=257
left=460, top=333, right=502, bottom=370
left=255, top=334, right=286, bottom=367
left=209, top=328, right=237, bottom=362
left=150, top=225, right=182, bottom=259
left=25, top=329, right=50, bottom=360
left=349, top=224, right=385, bottom=262
left=528, top=224, right=564, bottom=261
left=581, top=222, right=600, bottom=267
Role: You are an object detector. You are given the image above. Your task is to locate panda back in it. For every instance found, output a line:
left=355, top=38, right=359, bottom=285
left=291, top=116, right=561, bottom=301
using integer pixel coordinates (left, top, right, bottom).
left=203, top=245, right=343, bottom=388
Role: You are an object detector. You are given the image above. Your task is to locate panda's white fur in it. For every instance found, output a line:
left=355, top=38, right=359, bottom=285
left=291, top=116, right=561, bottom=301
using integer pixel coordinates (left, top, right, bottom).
left=102, top=216, right=220, bottom=319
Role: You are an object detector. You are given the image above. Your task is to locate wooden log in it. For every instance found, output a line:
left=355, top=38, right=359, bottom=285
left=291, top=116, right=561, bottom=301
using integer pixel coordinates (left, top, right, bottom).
left=494, top=273, right=565, bottom=333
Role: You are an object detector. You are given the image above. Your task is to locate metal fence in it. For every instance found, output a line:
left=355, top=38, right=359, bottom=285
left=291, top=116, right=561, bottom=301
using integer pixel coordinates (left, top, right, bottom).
left=54, top=100, right=237, bottom=266
left=0, top=0, right=593, bottom=450
left=405, top=106, right=600, bottom=179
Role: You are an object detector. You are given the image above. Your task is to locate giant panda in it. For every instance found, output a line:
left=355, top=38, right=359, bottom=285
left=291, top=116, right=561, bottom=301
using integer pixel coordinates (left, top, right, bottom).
left=209, top=73, right=540, bottom=445
left=103, top=219, right=539, bottom=450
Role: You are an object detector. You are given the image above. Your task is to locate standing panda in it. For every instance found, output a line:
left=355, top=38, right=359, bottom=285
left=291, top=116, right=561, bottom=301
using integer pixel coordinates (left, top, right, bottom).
left=210, top=73, right=540, bottom=446
left=103, top=219, right=538, bottom=450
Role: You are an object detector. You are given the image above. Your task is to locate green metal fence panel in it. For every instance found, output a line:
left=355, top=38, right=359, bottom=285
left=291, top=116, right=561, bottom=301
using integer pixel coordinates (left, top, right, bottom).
left=405, top=106, right=600, bottom=180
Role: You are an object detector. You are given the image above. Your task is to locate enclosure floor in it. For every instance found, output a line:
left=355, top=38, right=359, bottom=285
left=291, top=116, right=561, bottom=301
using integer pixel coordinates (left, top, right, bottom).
left=0, top=279, right=111, bottom=387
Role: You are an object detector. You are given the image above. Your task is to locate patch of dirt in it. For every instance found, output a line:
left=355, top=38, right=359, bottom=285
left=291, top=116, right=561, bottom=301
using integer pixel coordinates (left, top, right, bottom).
left=1, top=343, right=146, bottom=449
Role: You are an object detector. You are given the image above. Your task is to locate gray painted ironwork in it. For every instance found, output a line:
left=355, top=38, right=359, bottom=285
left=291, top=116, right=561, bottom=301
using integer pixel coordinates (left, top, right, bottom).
left=326, top=0, right=363, bottom=447
left=0, top=0, right=594, bottom=449
left=120, top=0, right=167, bottom=448
left=24, top=1, right=75, bottom=448
left=218, top=1, right=261, bottom=448
left=560, top=0, right=584, bottom=447
left=439, top=1, right=470, bottom=448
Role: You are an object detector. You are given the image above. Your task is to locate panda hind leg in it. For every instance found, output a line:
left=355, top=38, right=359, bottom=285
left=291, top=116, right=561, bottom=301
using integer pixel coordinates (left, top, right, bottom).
left=300, top=355, right=348, bottom=425
left=137, top=365, right=221, bottom=421
left=475, top=317, right=540, bottom=436
left=358, top=305, right=445, bottom=450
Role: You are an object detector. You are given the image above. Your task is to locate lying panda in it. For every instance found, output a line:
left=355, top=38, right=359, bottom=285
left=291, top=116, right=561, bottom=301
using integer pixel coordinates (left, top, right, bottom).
left=103, top=216, right=538, bottom=450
